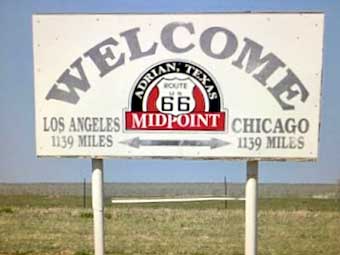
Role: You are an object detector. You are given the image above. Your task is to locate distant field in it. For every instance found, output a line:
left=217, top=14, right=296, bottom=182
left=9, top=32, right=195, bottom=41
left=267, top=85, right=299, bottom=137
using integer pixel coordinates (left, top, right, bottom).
left=0, top=195, right=339, bottom=212
left=0, top=183, right=338, bottom=198
left=0, top=184, right=339, bottom=255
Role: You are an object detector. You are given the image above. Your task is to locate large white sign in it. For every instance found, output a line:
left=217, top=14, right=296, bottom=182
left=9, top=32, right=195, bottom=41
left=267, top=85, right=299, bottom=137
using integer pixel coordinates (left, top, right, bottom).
left=33, top=13, right=324, bottom=160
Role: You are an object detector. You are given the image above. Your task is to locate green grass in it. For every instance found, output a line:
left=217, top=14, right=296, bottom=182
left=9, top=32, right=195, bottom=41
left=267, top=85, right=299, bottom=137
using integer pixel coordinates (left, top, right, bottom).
left=0, top=195, right=92, bottom=208
left=0, top=195, right=339, bottom=255
left=1, top=183, right=337, bottom=198
left=0, top=207, right=14, bottom=214
left=1, top=195, right=339, bottom=211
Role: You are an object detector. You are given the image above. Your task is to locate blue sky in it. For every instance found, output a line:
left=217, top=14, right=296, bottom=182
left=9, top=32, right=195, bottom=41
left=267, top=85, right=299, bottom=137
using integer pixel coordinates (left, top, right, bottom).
left=0, top=0, right=339, bottom=183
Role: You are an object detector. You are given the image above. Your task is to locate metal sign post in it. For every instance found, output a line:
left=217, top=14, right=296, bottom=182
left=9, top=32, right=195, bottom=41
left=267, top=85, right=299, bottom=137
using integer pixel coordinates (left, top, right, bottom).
left=245, top=161, right=258, bottom=255
left=83, top=178, right=86, bottom=208
left=92, top=159, right=105, bottom=255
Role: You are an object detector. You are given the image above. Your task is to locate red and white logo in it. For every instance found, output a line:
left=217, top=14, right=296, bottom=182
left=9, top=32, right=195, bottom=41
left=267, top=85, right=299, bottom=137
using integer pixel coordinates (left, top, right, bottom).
left=125, top=60, right=227, bottom=131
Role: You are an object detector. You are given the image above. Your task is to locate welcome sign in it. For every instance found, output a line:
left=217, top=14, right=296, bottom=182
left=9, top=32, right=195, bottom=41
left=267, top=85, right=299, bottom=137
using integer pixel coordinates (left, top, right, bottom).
left=33, top=13, right=324, bottom=160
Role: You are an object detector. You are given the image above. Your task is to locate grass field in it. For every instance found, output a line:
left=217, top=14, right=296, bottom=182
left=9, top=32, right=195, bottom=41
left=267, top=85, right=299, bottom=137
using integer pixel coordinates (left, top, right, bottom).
left=0, top=183, right=337, bottom=198
left=0, top=194, right=339, bottom=255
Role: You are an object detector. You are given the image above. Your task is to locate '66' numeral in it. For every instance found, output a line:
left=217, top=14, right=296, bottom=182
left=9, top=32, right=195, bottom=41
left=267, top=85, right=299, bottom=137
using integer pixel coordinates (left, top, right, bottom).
left=161, top=96, right=190, bottom=112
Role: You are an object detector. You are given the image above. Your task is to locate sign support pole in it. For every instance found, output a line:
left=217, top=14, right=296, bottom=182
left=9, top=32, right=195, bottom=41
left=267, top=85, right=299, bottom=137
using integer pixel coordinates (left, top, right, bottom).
left=92, top=159, right=105, bottom=255
left=245, top=161, right=258, bottom=255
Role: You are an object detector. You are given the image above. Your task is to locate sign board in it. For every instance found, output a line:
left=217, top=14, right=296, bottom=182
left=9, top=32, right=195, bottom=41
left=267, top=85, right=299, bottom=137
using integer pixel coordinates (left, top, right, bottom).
left=33, top=13, right=324, bottom=160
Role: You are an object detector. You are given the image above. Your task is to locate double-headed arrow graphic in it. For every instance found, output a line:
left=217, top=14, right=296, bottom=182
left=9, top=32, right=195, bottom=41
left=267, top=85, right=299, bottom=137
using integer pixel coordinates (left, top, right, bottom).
left=120, top=137, right=230, bottom=149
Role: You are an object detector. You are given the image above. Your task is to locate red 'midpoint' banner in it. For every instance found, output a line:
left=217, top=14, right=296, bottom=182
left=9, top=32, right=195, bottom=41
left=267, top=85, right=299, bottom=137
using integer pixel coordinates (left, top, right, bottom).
left=125, top=112, right=226, bottom=131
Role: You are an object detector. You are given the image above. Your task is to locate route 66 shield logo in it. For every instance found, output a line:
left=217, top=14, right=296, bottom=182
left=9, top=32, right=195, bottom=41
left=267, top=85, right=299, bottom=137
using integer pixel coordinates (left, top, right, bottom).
left=155, top=77, right=196, bottom=116
left=125, top=60, right=227, bottom=131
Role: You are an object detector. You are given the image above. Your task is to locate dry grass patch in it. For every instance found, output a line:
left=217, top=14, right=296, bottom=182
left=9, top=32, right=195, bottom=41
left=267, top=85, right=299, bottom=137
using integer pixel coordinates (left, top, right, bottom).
left=0, top=201, right=339, bottom=255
